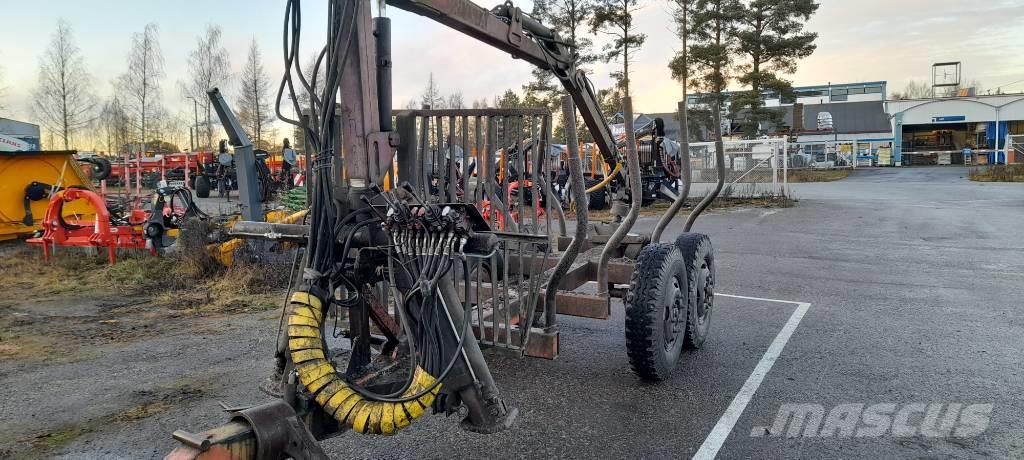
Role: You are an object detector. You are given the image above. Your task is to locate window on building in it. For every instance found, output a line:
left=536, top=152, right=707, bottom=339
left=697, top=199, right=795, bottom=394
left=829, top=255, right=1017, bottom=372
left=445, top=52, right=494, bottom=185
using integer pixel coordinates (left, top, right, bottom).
left=864, top=86, right=882, bottom=94
left=831, top=94, right=848, bottom=102
left=847, top=87, right=865, bottom=95
left=832, top=88, right=848, bottom=96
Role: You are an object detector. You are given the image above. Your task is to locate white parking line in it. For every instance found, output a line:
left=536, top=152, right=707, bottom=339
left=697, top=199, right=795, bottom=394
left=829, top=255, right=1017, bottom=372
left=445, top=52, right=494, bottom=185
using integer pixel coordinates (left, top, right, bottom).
left=693, top=295, right=812, bottom=460
left=714, top=293, right=805, bottom=305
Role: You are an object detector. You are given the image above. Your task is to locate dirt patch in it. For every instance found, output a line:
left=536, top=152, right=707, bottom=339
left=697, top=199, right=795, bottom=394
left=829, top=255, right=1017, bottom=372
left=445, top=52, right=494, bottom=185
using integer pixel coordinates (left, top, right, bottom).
left=787, top=168, right=852, bottom=183
left=969, top=164, right=1024, bottom=182
left=0, top=243, right=293, bottom=366
left=17, top=377, right=214, bottom=458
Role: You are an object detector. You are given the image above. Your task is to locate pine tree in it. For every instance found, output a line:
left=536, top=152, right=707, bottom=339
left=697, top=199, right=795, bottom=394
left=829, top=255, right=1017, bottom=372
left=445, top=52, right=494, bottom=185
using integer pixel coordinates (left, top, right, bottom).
left=668, top=0, right=695, bottom=143
left=530, top=0, right=598, bottom=142
left=591, top=0, right=646, bottom=97
left=731, top=0, right=818, bottom=137
left=690, top=0, right=741, bottom=148
left=495, top=89, right=522, bottom=109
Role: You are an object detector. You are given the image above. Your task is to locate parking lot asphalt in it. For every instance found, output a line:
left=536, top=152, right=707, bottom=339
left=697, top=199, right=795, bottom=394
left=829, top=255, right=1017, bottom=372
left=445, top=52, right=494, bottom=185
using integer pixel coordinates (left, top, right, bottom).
left=319, top=166, right=1024, bottom=458
left=12, top=166, right=1022, bottom=459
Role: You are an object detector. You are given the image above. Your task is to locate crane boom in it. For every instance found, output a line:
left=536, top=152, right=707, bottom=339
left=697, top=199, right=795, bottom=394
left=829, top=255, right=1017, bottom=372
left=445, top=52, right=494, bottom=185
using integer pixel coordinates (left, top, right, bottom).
left=387, top=0, right=620, bottom=173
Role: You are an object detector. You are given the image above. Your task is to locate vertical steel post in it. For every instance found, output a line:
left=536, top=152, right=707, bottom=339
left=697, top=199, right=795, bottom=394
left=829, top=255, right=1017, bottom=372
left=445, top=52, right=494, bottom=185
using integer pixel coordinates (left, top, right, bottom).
left=207, top=88, right=262, bottom=222
left=374, top=17, right=392, bottom=132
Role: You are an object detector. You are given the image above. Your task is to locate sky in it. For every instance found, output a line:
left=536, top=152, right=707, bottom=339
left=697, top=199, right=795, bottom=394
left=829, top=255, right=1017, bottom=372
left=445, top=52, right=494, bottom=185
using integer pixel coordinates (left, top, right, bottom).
left=1, top=0, right=1023, bottom=141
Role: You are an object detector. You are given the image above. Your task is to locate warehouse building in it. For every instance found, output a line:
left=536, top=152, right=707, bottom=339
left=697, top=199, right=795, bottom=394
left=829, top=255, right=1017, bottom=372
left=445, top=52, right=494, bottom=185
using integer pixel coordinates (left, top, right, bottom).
left=0, top=118, right=42, bottom=151
left=885, top=94, right=1024, bottom=165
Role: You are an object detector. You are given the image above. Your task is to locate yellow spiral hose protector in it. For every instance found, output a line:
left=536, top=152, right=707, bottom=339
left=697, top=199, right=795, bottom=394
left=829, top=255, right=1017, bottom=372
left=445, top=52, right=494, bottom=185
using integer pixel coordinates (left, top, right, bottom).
left=287, top=291, right=440, bottom=435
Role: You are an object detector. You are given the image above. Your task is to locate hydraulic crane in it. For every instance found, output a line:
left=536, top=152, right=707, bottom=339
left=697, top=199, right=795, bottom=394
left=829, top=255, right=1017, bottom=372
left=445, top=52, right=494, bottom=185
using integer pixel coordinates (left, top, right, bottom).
left=168, top=1, right=722, bottom=458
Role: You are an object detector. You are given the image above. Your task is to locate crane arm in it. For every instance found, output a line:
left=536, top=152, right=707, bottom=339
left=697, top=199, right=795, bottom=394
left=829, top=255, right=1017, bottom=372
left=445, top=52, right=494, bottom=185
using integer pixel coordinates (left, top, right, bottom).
left=387, top=0, right=620, bottom=173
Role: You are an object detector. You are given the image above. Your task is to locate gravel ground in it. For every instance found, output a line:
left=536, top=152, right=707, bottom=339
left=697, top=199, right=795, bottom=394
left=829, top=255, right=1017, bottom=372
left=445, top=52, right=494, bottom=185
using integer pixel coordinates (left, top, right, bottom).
left=1, top=166, right=1022, bottom=459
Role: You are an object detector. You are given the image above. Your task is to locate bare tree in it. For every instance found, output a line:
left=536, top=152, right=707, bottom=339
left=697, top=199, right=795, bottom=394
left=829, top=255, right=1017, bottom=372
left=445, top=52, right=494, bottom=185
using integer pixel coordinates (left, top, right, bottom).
left=99, top=97, right=131, bottom=153
left=447, top=91, right=464, bottom=109
left=32, top=20, right=96, bottom=149
left=890, top=80, right=931, bottom=100
left=120, top=23, right=165, bottom=154
left=420, top=73, right=444, bottom=109
left=238, top=39, right=273, bottom=149
left=182, top=25, right=231, bottom=150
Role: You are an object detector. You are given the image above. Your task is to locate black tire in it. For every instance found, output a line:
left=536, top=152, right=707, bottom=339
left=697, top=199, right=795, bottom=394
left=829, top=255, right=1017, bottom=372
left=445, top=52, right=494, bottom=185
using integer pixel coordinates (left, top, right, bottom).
left=584, top=179, right=608, bottom=210
left=91, top=157, right=112, bottom=181
left=195, top=175, right=211, bottom=198
left=676, top=233, right=715, bottom=349
left=625, top=243, right=688, bottom=381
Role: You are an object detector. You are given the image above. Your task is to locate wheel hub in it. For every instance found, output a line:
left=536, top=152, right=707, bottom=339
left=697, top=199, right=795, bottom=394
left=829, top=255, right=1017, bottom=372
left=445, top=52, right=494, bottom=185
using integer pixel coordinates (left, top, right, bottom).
left=664, top=277, right=686, bottom=347
left=695, top=263, right=713, bottom=319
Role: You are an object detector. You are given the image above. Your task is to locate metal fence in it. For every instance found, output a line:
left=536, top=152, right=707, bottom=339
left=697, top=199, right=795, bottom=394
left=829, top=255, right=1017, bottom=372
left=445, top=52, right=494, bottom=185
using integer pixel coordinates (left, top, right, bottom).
left=393, top=108, right=559, bottom=356
left=570, top=137, right=790, bottom=199
left=683, top=137, right=789, bottom=198
left=1009, top=135, right=1024, bottom=164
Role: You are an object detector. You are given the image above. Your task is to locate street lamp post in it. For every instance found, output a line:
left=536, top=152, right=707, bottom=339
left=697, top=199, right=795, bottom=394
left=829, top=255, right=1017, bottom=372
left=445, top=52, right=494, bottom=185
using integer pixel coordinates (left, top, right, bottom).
left=188, top=96, right=200, bottom=151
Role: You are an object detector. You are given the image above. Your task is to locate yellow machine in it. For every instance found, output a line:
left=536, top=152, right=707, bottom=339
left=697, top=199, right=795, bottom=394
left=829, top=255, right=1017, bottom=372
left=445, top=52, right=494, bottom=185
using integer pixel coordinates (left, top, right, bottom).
left=0, top=151, right=98, bottom=241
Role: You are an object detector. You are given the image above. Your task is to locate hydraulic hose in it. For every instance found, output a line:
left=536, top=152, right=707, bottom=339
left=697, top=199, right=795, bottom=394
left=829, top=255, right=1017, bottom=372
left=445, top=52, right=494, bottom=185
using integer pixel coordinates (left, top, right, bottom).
left=287, top=291, right=441, bottom=435
left=597, top=97, right=642, bottom=295
left=652, top=100, right=692, bottom=243
left=684, top=99, right=727, bottom=232
left=544, top=96, right=588, bottom=325
left=585, top=163, right=621, bottom=194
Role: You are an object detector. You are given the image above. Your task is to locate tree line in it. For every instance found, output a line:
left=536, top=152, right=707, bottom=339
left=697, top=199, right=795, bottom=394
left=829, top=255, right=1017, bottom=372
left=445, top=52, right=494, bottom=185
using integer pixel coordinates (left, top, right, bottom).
left=28, top=20, right=276, bottom=153
left=463, top=0, right=819, bottom=143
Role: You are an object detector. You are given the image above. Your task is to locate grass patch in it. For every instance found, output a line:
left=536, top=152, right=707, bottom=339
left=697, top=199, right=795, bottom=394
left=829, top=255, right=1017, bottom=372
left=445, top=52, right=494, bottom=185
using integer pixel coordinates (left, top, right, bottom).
left=969, top=164, right=1024, bottom=182
left=787, top=169, right=852, bottom=183
left=27, top=423, right=95, bottom=455
left=17, top=376, right=213, bottom=458
left=0, top=228, right=294, bottom=309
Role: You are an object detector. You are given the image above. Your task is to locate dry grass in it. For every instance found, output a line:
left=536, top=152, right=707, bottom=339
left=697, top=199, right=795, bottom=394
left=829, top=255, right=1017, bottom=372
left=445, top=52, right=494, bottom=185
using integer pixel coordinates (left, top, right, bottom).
left=0, top=221, right=294, bottom=310
left=787, top=169, right=852, bottom=183
left=969, top=164, right=1024, bottom=182
left=0, top=231, right=295, bottom=366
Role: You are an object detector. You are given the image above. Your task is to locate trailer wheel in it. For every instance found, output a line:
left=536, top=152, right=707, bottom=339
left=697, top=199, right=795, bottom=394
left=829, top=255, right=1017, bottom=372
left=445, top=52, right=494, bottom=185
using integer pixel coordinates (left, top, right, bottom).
left=625, top=243, right=687, bottom=381
left=195, top=175, right=211, bottom=198
left=676, top=233, right=714, bottom=349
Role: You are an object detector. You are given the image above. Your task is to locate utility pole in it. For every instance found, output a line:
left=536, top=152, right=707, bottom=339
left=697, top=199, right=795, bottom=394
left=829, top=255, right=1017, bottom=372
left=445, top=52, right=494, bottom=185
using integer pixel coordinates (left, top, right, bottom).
left=188, top=96, right=200, bottom=150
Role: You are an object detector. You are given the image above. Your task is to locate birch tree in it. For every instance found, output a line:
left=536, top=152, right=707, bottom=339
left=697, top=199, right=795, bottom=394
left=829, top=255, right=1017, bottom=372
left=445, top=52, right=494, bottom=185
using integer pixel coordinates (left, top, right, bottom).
left=238, top=39, right=273, bottom=149
left=32, top=20, right=96, bottom=149
left=183, top=25, right=231, bottom=150
left=119, top=23, right=165, bottom=154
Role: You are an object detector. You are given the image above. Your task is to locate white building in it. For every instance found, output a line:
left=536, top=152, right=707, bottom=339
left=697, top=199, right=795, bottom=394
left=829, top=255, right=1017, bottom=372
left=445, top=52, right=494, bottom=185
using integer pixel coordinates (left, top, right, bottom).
left=885, top=94, right=1024, bottom=165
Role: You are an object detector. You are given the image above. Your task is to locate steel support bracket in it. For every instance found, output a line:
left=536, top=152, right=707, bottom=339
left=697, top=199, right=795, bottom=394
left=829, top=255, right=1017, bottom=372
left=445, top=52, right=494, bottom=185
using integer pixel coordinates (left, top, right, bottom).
left=505, top=6, right=525, bottom=48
